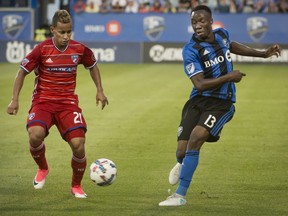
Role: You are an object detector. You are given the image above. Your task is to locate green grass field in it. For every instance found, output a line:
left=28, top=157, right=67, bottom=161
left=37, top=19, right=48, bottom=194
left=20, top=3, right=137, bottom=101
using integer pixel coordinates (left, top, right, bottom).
left=0, top=63, right=287, bottom=216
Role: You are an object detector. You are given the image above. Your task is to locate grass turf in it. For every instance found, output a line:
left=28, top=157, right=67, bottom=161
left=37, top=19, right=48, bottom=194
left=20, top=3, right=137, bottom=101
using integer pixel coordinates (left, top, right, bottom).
left=0, top=63, right=287, bottom=216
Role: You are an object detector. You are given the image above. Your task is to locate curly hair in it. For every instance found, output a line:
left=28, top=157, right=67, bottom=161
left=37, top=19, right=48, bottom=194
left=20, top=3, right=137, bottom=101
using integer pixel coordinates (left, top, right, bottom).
left=52, top=10, right=71, bottom=27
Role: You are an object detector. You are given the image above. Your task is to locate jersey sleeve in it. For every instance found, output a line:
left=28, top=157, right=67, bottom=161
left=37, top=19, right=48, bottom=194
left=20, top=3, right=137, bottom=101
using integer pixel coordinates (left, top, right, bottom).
left=182, top=44, right=203, bottom=78
left=218, top=28, right=231, bottom=47
left=221, top=28, right=230, bottom=40
left=81, top=46, right=97, bottom=69
left=20, top=44, right=41, bottom=73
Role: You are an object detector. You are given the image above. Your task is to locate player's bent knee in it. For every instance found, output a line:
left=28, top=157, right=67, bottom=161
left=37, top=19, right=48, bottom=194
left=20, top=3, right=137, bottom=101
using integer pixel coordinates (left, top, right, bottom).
left=69, top=137, right=86, bottom=157
left=66, top=129, right=86, bottom=154
left=64, top=128, right=86, bottom=142
left=189, top=126, right=210, bottom=147
left=27, top=125, right=46, bottom=144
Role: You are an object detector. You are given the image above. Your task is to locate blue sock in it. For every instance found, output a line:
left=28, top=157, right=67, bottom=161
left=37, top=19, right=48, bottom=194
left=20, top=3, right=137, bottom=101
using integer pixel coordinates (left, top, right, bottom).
left=176, top=150, right=199, bottom=196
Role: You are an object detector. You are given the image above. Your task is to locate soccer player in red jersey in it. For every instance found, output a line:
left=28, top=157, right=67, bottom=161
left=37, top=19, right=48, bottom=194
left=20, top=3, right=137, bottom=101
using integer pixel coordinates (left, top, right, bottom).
left=6, top=10, right=108, bottom=198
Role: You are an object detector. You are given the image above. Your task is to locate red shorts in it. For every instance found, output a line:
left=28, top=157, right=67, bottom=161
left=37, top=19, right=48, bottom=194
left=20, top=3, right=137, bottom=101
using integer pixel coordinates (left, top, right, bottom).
left=26, top=102, right=87, bottom=141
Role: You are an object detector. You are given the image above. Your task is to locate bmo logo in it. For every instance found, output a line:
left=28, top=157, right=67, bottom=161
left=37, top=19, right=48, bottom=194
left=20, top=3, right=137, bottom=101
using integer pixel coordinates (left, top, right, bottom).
left=106, top=21, right=121, bottom=36
left=203, top=50, right=232, bottom=68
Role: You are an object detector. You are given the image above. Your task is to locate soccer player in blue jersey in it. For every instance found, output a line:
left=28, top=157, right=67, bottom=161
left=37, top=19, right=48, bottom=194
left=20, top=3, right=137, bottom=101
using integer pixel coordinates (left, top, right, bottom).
left=159, top=5, right=281, bottom=206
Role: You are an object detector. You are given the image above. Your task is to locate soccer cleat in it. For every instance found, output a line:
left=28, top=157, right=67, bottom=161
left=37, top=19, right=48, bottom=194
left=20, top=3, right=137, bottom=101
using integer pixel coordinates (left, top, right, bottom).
left=71, top=185, right=87, bottom=198
left=159, top=193, right=187, bottom=206
left=169, top=163, right=182, bottom=185
left=33, top=169, right=49, bottom=189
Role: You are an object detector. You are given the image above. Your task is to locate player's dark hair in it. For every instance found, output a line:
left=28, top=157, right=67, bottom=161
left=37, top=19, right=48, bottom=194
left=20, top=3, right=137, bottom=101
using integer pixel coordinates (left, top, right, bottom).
left=191, top=5, right=212, bottom=16
left=52, top=10, right=71, bottom=27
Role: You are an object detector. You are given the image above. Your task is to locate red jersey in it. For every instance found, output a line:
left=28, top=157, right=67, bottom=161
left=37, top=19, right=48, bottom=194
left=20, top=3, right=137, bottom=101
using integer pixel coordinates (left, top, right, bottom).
left=20, top=38, right=97, bottom=105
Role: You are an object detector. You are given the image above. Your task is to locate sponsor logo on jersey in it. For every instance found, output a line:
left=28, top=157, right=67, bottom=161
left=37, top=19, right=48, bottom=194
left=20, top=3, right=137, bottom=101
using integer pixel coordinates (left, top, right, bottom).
left=143, top=16, right=165, bottom=41
left=203, top=50, right=231, bottom=68
left=247, top=17, right=268, bottom=42
left=2, top=15, right=24, bottom=39
left=47, top=67, right=76, bottom=72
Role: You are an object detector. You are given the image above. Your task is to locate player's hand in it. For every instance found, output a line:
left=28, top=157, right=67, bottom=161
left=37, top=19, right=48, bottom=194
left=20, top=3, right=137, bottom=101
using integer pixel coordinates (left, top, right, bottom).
left=96, top=92, right=108, bottom=110
left=230, top=70, right=246, bottom=83
left=7, top=100, right=19, bottom=115
left=264, top=44, right=281, bottom=58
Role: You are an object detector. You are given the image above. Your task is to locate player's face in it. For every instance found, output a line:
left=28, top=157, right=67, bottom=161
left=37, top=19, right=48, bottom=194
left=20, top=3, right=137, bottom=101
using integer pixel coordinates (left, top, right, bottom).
left=191, top=10, right=213, bottom=41
left=51, top=21, right=72, bottom=50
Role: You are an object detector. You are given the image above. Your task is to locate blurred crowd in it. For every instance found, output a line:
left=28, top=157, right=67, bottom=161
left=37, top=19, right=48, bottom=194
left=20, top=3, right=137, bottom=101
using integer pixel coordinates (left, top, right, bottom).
left=0, top=0, right=287, bottom=14
left=73, top=0, right=288, bottom=14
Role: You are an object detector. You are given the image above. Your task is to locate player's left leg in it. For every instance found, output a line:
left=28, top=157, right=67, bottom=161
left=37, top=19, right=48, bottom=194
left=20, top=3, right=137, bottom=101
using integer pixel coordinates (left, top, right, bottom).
left=169, top=140, right=187, bottom=185
left=56, top=106, right=88, bottom=198
left=66, top=130, right=87, bottom=198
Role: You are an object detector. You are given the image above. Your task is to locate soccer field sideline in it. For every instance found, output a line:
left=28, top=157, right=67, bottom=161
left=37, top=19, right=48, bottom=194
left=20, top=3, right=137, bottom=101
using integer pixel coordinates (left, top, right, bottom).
left=0, top=63, right=287, bottom=216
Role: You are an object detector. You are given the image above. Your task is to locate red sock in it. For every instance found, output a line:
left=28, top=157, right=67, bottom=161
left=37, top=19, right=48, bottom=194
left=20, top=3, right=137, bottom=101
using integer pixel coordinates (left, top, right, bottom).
left=30, top=142, right=48, bottom=170
left=71, top=155, right=87, bottom=187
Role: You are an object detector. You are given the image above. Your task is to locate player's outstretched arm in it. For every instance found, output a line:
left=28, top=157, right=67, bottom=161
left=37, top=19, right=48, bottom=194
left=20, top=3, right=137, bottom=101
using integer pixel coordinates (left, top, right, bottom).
left=89, top=65, right=108, bottom=110
left=230, top=42, right=281, bottom=58
left=7, top=68, right=27, bottom=115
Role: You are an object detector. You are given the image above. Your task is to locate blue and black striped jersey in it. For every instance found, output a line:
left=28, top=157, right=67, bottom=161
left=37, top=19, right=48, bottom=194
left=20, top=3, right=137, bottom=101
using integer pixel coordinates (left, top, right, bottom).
left=182, top=28, right=236, bottom=102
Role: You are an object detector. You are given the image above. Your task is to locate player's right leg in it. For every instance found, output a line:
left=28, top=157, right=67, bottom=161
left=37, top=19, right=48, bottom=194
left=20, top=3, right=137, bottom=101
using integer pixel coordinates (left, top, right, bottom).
left=28, top=125, right=49, bottom=189
left=27, top=105, right=52, bottom=189
left=169, top=99, right=199, bottom=185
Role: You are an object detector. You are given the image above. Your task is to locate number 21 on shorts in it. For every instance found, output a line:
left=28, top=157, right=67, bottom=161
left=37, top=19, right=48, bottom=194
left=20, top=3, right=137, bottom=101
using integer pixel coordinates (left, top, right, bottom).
left=73, top=112, right=83, bottom=124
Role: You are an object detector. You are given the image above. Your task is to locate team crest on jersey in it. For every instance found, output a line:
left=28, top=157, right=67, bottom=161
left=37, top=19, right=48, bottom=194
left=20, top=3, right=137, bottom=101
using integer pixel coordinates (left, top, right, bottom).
left=143, top=16, right=165, bottom=41
left=71, top=55, right=79, bottom=64
left=222, top=38, right=229, bottom=48
left=247, top=17, right=268, bottom=42
left=186, top=63, right=195, bottom=75
left=28, top=113, right=35, bottom=120
left=2, top=15, right=24, bottom=39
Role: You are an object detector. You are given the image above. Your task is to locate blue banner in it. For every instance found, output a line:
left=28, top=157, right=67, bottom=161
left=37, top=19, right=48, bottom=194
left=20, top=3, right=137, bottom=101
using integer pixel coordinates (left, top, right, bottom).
left=1, top=41, right=287, bottom=63
left=0, top=41, right=141, bottom=63
left=73, top=13, right=288, bottom=44
left=0, top=9, right=34, bottom=41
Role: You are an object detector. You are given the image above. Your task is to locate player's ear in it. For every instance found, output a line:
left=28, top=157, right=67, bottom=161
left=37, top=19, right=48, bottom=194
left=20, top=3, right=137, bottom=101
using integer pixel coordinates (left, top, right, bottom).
left=210, top=19, right=213, bottom=24
left=50, top=26, right=54, bottom=34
